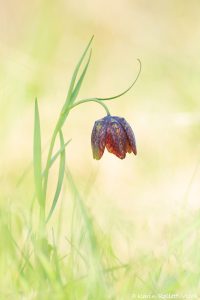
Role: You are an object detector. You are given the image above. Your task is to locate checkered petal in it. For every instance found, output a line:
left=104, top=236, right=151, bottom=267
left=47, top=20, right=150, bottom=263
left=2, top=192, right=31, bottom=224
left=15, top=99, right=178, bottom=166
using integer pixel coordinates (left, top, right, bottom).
left=91, top=115, right=137, bottom=160
left=91, top=117, right=108, bottom=160
left=115, top=117, right=137, bottom=155
left=106, top=117, right=127, bottom=159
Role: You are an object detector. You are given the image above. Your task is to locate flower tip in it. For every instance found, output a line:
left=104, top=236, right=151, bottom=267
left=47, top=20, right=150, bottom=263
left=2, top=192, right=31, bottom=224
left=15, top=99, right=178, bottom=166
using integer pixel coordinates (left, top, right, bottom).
left=93, top=155, right=101, bottom=160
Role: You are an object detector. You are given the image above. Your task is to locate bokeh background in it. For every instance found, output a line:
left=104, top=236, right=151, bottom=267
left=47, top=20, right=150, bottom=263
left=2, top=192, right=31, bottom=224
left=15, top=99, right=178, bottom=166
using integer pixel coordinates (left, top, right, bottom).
left=1, top=0, right=200, bottom=296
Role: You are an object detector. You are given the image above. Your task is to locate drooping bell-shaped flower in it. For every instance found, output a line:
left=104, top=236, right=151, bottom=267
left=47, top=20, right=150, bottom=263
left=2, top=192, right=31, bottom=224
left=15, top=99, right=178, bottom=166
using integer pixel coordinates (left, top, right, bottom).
left=91, top=115, right=137, bottom=160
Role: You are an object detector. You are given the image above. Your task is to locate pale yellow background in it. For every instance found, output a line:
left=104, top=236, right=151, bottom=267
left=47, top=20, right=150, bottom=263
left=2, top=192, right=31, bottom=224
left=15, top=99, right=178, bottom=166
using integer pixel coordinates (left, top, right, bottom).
left=1, top=0, right=200, bottom=255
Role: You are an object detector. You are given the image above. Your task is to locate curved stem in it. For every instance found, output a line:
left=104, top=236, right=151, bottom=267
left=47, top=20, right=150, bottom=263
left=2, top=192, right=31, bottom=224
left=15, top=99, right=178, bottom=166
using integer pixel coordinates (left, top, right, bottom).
left=78, top=58, right=141, bottom=103
left=70, top=99, right=111, bottom=115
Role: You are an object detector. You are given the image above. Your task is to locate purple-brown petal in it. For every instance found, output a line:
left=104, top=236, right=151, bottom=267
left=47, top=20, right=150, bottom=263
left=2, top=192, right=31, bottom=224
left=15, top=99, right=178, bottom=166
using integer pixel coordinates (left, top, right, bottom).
left=125, top=139, right=132, bottom=153
left=91, top=117, right=108, bottom=160
left=115, top=117, right=137, bottom=155
left=105, top=118, right=127, bottom=159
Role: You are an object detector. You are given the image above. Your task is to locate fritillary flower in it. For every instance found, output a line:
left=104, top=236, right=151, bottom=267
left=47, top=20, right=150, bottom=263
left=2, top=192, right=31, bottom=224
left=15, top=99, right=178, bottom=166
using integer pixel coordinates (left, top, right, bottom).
left=91, top=115, right=137, bottom=160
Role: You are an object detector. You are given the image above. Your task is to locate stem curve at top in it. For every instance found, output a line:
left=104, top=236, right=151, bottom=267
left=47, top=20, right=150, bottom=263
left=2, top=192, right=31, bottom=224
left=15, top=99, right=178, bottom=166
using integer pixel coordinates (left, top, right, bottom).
left=78, top=58, right=141, bottom=103
left=97, top=58, right=141, bottom=101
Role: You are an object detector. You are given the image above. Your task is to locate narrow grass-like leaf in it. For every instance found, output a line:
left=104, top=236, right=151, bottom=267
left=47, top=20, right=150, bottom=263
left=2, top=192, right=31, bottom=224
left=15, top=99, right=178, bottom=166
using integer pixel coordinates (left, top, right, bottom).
left=18, top=228, right=33, bottom=274
left=69, top=49, right=92, bottom=105
left=46, top=130, right=66, bottom=223
left=28, top=138, right=71, bottom=221
left=52, top=228, right=63, bottom=285
left=43, top=139, right=71, bottom=178
left=17, top=140, right=71, bottom=188
left=8, top=227, right=33, bottom=270
left=65, top=236, right=88, bottom=266
left=33, top=98, right=43, bottom=206
left=62, top=35, right=94, bottom=112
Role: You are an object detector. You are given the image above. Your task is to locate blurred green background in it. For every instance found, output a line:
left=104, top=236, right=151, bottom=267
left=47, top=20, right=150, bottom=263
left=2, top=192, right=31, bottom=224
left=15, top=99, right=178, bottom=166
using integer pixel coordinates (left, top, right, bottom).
left=1, top=0, right=200, bottom=298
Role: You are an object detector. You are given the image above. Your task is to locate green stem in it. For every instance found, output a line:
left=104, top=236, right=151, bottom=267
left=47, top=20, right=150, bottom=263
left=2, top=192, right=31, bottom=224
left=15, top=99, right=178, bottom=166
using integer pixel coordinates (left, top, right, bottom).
left=42, top=110, right=70, bottom=203
left=70, top=99, right=110, bottom=116
left=77, top=58, right=141, bottom=103
left=42, top=98, right=109, bottom=226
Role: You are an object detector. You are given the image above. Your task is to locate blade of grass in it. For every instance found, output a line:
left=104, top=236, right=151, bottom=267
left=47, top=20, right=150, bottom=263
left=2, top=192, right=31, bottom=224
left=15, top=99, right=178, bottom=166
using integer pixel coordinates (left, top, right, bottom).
left=52, top=228, right=63, bottom=285
left=8, top=227, right=33, bottom=270
left=65, top=236, right=88, bottom=266
left=33, top=98, right=43, bottom=207
left=69, top=49, right=92, bottom=105
left=43, top=139, right=71, bottom=178
left=63, top=35, right=94, bottom=111
left=46, top=130, right=66, bottom=223
left=29, top=138, right=71, bottom=225
left=17, top=139, right=71, bottom=188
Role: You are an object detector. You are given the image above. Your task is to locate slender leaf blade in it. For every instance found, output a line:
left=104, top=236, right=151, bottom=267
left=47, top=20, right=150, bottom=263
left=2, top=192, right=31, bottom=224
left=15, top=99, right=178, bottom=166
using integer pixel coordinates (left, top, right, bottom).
left=33, top=98, right=43, bottom=205
left=70, top=49, right=92, bottom=105
left=62, top=35, right=94, bottom=112
left=46, top=130, right=66, bottom=223
left=43, top=139, right=71, bottom=178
